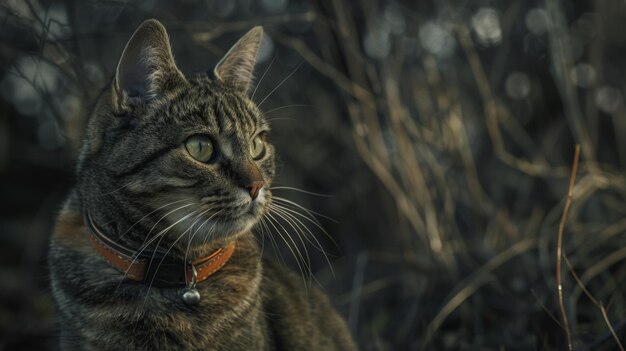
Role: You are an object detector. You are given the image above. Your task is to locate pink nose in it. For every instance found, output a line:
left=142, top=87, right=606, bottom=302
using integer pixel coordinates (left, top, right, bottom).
left=247, top=180, right=265, bottom=200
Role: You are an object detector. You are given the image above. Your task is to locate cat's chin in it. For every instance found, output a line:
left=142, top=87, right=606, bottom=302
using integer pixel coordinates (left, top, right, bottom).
left=169, top=189, right=270, bottom=247
left=183, top=209, right=262, bottom=247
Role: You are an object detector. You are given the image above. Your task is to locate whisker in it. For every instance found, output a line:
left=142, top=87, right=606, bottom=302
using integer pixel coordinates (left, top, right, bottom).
left=265, top=211, right=311, bottom=290
left=201, top=212, right=225, bottom=246
left=253, top=218, right=267, bottom=263
left=263, top=104, right=313, bottom=115
left=127, top=205, right=201, bottom=297
left=116, top=203, right=195, bottom=284
left=130, top=204, right=195, bottom=258
left=119, top=199, right=187, bottom=239
left=270, top=204, right=325, bottom=252
left=270, top=206, right=313, bottom=270
left=265, top=213, right=308, bottom=289
left=114, top=201, right=195, bottom=294
left=260, top=217, right=280, bottom=256
left=264, top=117, right=298, bottom=123
left=143, top=207, right=206, bottom=300
left=269, top=205, right=321, bottom=288
left=184, top=209, right=224, bottom=265
left=270, top=201, right=338, bottom=249
left=143, top=208, right=226, bottom=302
left=251, top=55, right=275, bottom=100
left=186, top=208, right=217, bottom=245
left=190, top=209, right=215, bottom=243
left=137, top=202, right=196, bottom=251
left=270, top=204, right=335, bottom=279
left=143, top=207, right=203, bottom=273
left=270, top=186, right=333, bottom=198
left=257, top=61, right=303, bottom=108
left=94, top=180, right=137, bottom=198
left=272, top=196, right=337, bottom=223
left=257, top=216, right=284, bottom=265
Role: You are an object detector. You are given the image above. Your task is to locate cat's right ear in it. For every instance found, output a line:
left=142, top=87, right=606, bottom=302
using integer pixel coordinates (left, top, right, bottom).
left=112, top=19, right=186, bottom=113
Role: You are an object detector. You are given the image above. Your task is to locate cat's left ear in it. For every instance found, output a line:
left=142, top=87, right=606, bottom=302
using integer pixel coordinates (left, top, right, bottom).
left=214, top=26, right=263, bottom=94
left=112, top=19, right=186, bottom=113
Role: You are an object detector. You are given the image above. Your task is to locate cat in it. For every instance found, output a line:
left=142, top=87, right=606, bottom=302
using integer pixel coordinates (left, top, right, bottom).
left=48, top=19, right=357, bottom=351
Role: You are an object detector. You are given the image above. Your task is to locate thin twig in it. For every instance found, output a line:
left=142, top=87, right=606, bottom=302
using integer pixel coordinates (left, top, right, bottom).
left=531, top=289, right=564, bottom=330
left=422, top=237, right=538, bottom=349
left=556, top=144, right=581, bottom=351
left=564, top=256, right=625, bottom=351
left=456, top=23, right=567, bottom=178
left=272, top=32, right=375, bottom=109
left=184, top=11, right=316, bottom=41
left=546, top=0, right=595, bottom=163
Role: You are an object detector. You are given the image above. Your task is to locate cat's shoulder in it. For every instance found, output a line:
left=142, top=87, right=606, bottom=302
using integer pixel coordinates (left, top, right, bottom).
left=260, top=259, right=358, bottom=350
left=51, top=191, right=89, bottom=250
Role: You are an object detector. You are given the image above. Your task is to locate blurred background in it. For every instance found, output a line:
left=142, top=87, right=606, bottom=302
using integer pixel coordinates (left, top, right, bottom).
left=2, top=0, right=626, bottom=349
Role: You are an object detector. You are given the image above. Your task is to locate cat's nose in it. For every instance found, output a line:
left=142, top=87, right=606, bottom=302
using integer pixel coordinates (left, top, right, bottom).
left=247, top=180, right=265, bottom=200
left=235, top=161, right=265, bottom=200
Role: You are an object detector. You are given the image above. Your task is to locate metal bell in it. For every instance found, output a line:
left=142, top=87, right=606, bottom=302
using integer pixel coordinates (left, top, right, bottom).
left=181, top=288, right=201, bottom=305
left=181, top=264, right=200, bottom=305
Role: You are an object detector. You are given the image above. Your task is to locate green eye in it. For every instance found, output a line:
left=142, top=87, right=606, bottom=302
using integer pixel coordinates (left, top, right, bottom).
left=250, top=134, right=266, bottom=160
left=185, top=135, right=214, bottom=163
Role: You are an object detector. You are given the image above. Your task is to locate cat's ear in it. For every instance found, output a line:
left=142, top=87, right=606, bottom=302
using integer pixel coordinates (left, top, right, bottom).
left=112, top=19, right=186, bottom=112
left=214, top=26, right=263, bottom=94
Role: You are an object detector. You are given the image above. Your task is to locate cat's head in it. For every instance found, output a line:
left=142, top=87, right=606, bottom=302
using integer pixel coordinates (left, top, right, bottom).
left=78, top=19, right=274, bottom=248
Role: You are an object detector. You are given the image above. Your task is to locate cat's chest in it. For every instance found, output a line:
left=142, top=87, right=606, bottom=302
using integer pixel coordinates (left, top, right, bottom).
left=52, top=256, right=266, bottom=351
left=50, top=210, right=267, bottom=350
left=77, top=304, right=265, bottom=351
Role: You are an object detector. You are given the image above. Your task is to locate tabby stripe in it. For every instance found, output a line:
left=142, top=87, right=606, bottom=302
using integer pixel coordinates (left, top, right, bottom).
left=222, top=96, right=240, bottom=133
left=114, top=146, right=174, bottom=177
left=129, top=179, right=202, bottom=195
left=215, top=99, right=227, bottom=134
left=237, top=98, right=255, bottom=133
left=235, top=96, right=251, bottom=133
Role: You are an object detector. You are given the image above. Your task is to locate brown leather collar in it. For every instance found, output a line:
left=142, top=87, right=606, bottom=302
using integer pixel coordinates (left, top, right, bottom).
left=84, top=211, right=236, bottom=287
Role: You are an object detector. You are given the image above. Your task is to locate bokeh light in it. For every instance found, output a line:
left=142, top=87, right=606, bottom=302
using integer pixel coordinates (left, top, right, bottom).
left=419, top=22, right=456, bottom=58
left=570, top=63, right=596, bottom=88
left=472, top=8, right=502, bottom=46
left=525, top=8, right=550, bottom=35
left=384, top=5, right=405, bottom=35
left=596, top=86, right=623, bottom=113
left=505, top=72, right=531, bottom=99
left=261, top=0, right=288, bottom=14
left=206, top=0, right=236, bottom=18
left=364, top=32, right=391, bottom=59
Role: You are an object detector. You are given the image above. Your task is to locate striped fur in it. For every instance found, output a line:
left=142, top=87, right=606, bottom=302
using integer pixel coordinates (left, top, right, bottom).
left=48, top=20, right=356, bottom=350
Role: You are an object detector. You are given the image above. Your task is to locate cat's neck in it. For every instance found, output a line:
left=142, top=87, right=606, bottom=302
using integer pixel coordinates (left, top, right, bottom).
left=73, top=193, right=252, bottom=263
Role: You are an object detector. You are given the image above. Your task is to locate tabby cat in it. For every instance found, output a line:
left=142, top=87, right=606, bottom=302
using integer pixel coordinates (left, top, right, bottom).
left=48, top=19, right=357, bottom=351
